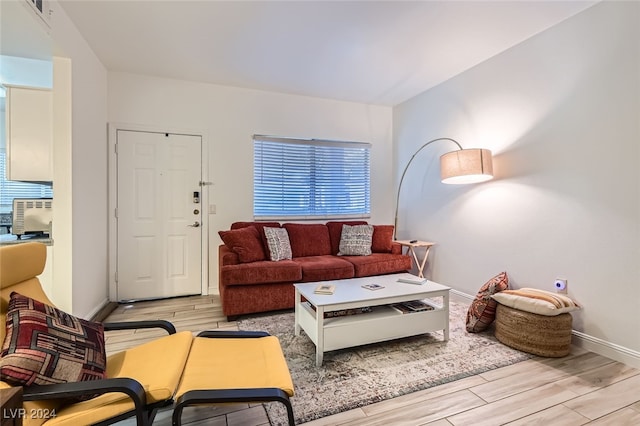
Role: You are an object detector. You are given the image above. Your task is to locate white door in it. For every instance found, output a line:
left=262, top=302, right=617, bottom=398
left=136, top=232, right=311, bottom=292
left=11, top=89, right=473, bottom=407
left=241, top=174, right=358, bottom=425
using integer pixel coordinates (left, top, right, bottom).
left=116, top=130, right=202, bottom=301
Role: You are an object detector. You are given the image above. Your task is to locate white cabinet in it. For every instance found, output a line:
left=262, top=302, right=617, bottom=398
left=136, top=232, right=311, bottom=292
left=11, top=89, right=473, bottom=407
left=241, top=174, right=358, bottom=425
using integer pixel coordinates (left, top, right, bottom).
left=5, top=85, right=53, bottom=181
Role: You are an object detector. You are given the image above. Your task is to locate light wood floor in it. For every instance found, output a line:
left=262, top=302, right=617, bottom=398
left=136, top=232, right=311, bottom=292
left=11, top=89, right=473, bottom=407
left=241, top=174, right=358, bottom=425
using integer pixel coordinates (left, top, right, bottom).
left=105, top=295, right=640, bottom=426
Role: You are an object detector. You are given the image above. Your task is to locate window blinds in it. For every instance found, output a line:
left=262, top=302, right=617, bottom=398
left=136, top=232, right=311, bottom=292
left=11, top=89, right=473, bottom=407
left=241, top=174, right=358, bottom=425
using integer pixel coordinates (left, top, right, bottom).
left=0, top=151, right=53, bottom=212
left=253, top=136, right=371, bottom=220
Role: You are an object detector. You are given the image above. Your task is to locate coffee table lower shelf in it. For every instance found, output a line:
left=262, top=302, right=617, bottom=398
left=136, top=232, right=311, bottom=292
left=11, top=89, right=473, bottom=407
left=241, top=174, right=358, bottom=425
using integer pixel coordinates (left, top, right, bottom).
left=295, top=294, right=449, bottom=367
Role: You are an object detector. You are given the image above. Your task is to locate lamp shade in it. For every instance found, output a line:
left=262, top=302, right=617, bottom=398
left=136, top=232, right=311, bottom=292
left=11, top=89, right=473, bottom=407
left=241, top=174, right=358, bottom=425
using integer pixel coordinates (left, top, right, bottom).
left=440, top=148, right=493, bottom=184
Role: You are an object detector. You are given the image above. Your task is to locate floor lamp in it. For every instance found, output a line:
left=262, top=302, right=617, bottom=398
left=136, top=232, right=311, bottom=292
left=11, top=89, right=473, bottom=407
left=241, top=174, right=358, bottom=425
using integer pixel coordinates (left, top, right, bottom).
left=393, top=137, right=493, bottom=240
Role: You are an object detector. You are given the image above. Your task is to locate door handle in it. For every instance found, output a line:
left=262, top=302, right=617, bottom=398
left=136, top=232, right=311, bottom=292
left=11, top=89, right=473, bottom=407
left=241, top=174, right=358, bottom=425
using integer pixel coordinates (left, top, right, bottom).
left=188, top=221, right=200, bottom=228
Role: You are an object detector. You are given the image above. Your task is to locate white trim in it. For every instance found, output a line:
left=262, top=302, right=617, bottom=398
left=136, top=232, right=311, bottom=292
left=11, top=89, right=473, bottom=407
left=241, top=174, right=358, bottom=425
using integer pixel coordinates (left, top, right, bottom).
left=85, top=298, right=110, bottom=321
left=450, top=289, right=474, bottom=304
left=253, top=134, right=371, bottom=149
left=571, top=331, right=640, bottom=370
left=449, top=289, right=640, bottom=369
left=107, top=122, right=209, bottom=301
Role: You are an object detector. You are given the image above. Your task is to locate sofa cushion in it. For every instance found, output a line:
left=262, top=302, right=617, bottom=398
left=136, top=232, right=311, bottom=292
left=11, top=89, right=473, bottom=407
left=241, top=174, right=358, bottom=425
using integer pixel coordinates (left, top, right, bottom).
left=344, top=253, right=412, bottom=277
left=372, top=225, right=395, bottom=253
left=338, top=224, right=374, bottom=256
left=466, top=271, right=509, bottom=333
left=283, top=223, right=332, bottom=257
left=1, top=292, right=106, bottom=388
left=219, top=226, right=266, bottom=263
left=221, top=260, right=302, bottom=286
left=294, top=256, right=354, bottom=282
left=326, top=221, right=368, bottom=255
left=220, top=282, right=295, bottom=317
left=264, top=227, right=293, bottom=261
left=231, top=221, right=281, bottom=254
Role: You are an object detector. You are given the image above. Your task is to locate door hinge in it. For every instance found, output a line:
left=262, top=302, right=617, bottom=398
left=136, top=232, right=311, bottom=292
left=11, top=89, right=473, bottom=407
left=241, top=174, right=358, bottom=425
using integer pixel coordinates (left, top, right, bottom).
left=114, top=142, right=118, bottom=154
left=114, top=208, right=118, bottom=218
left=199, top=181, right=213, bottom=186
left=115, top=271, right=118, bottom=283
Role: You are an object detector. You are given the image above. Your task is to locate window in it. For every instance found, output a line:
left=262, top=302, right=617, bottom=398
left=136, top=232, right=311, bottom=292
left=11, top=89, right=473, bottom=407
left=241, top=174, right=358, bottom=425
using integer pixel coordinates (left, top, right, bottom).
left=253, top=135, right=371, bottom=220
left=0, top=150, right=53, bottom=213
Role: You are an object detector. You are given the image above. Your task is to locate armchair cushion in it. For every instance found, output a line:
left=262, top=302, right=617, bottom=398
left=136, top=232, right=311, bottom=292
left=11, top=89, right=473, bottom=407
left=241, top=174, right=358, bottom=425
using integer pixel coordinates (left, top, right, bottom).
left=47, top=330, right=194, bottom=425
left=175, top=335, right=294, bottom=399
left=0, top=292, right=106, bottom=388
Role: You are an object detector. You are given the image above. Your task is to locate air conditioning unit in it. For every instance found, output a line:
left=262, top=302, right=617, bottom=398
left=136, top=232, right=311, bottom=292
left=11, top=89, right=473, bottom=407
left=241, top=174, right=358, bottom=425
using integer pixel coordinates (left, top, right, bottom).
left=12, top=198, right=53, bottom=239
left=23, top=0, right=51, bottom=30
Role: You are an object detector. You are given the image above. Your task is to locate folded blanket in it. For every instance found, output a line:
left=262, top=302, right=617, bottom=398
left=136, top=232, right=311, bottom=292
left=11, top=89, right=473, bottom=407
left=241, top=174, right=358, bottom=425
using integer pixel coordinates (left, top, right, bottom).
left=501, top=288, right=580, bottom=309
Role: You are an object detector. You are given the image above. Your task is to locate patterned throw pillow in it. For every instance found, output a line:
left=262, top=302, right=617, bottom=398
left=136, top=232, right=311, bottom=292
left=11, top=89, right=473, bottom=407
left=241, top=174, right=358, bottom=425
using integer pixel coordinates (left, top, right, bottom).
left=338, top=224, right=374, bottom=256
left=466, top=271, right=509, bottom=333
left=264, top=227, right=293, bottom=261
left=0, top=292, right=107, bottom=387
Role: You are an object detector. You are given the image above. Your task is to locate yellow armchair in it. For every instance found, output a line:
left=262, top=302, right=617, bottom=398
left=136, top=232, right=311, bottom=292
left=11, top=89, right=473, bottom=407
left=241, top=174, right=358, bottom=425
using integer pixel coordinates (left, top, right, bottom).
left=0, top=243, right=294, bottom=426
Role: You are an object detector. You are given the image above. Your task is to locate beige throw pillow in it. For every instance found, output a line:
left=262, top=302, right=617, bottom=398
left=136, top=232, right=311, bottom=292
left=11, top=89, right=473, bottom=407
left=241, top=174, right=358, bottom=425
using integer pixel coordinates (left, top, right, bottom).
left=264, top=227, right=293, bottom=261
left=338, top=224, right=374, bottom=256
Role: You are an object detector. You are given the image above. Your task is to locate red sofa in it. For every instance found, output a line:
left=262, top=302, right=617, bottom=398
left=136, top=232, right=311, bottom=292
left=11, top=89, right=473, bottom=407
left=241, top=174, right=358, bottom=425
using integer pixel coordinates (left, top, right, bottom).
left=218, top=221, right=412, bottom=318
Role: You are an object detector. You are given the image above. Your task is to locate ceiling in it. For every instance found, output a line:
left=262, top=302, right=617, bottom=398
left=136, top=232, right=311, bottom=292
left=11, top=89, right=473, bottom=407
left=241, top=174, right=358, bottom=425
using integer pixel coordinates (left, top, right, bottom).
left=58, top=0, right=597, bottom=106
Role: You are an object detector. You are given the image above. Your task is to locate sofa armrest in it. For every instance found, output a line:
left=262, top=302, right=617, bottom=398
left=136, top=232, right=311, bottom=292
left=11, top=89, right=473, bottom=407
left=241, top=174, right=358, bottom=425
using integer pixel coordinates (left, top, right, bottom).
left=219, top=244, right=240, bottom=266
left=391, top=242, right=403, bottom=255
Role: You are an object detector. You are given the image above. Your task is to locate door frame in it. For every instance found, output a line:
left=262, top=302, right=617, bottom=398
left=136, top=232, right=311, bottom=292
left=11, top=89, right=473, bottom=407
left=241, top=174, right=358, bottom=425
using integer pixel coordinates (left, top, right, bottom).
left=107, top=122, right=210, bottom=301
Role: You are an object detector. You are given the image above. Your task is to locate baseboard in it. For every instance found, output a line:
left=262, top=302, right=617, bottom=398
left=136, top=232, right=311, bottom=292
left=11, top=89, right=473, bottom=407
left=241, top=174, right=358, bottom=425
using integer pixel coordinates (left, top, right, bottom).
left=449, top=289, right=640, bottom=369
left=450, top=289, right=474, bottom=304
left=90, top=299, right=118, bottom=322
left=571, top=331, right=640, bottom=369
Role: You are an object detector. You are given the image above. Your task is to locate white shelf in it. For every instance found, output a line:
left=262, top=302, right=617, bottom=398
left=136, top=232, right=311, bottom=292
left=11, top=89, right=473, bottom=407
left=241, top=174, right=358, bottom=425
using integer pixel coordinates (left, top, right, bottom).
left=297, top=292, right=449, bottom=360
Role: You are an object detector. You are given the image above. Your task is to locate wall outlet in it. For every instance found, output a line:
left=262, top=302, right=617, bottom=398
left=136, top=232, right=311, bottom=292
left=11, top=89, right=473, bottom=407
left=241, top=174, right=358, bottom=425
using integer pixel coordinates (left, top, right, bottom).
left=209, top=204, right=216, bottom=214
left=554, top=278, right=568, bottom=294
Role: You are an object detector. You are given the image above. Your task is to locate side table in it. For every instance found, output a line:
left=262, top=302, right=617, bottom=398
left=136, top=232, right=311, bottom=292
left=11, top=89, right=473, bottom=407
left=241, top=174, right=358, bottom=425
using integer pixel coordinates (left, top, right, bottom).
left=395, top=240, right=435, bottom=278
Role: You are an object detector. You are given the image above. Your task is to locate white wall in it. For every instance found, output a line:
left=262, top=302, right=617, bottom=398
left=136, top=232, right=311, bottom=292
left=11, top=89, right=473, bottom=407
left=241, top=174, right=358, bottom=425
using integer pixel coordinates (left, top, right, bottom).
left=394, top=1, right=639, bottom=364
left=108, top=73, right=393, bottom=293
left=50, top=0, right=109, bottom=317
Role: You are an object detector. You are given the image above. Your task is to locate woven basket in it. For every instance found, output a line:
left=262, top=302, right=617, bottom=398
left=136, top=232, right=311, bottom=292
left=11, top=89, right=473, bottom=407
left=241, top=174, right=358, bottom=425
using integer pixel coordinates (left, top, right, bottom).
left=494, top=303, right=572, bottom=357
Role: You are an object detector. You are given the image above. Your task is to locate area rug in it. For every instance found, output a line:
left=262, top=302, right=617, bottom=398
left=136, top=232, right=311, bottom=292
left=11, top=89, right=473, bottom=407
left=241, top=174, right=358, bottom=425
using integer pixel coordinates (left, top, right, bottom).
left=238, top=301, right=532, bottom=425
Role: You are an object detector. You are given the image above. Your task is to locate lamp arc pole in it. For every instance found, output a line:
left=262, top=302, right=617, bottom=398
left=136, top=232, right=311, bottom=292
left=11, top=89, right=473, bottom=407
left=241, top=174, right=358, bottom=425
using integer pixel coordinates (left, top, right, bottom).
left=393, top=137, right=463, bottom=240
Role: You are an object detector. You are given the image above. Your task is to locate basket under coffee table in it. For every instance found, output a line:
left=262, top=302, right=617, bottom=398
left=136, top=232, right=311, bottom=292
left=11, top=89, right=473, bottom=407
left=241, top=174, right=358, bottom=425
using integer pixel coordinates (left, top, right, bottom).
left=294, top=273, right=451, bottom=366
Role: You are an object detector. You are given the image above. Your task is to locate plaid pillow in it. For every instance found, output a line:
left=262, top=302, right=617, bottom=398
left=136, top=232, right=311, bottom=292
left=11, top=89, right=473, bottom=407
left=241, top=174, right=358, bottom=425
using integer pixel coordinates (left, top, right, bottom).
left=0, top=292, right=107, bottom=387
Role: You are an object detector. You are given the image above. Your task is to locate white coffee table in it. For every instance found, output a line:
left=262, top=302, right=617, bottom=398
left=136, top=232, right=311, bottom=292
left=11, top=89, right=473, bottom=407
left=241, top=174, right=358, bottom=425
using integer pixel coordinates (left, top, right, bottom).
left=294, top=273, right=450, bottom=366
